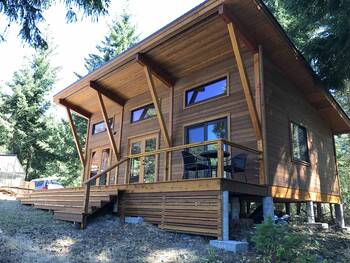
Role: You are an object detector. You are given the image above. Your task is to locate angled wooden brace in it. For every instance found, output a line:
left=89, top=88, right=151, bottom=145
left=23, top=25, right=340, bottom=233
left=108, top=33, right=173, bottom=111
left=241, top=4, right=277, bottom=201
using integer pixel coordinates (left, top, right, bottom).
left=143, top=66, right=172, bottom=147
left=96, top=91, right=121, bottom=161
left=66, top=107, right=85, bottom=166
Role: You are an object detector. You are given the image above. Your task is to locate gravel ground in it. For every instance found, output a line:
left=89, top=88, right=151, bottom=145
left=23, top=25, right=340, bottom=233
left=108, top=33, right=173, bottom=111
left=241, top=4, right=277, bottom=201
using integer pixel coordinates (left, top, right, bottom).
left=0, top=193, right=242, bottom=263
left=2, top=192, right=350, bottom=263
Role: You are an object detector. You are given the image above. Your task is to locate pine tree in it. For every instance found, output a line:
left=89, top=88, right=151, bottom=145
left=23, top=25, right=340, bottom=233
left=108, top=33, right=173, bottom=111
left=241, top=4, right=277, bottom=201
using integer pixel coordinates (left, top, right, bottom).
left=264, top=0, right=350, bottom=91
left=83, top=10, right=138, bottom=72
left=0, top=0, right=111, bottom=49
left=0, top=48, right=58, bottom=179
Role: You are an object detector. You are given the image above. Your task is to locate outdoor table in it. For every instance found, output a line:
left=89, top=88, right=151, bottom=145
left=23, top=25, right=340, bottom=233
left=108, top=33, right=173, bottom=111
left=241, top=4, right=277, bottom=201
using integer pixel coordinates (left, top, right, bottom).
left=199, top=150, right=230, bottom=177
left=199, top=150, right=230, bottom=159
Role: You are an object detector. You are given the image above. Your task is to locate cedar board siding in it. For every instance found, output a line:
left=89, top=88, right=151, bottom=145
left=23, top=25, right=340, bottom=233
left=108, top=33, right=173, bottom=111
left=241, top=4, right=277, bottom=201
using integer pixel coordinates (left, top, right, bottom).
left=84, top=47, right=259, bottom=185
left=119, top=191, right=222, bottom=237
left=264, top=59, right=340, bottom=196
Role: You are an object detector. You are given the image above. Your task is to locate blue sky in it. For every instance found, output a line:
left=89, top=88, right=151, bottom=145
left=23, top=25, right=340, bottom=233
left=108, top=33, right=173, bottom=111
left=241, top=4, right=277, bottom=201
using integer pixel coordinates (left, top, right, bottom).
left=0, top=0, right=204, bottom=97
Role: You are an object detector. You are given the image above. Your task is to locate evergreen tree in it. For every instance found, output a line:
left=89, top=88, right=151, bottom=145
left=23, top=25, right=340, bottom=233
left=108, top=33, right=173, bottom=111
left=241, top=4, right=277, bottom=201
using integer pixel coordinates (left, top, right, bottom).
left=264, top=0, right=350, bottom=91
left=83, top=10, right=138, bottom=72
left=0, top=0, right=111, bottom=49
left=0, top=49, right=57, bottom=179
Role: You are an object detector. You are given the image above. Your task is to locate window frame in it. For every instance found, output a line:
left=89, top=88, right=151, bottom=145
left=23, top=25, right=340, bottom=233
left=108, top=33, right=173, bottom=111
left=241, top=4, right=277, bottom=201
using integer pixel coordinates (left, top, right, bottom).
left=185, top=117, right=228, bottom=144
left=130, top=103, right=157, bottom=124
left=92, top=118, right=113, bottom=135
left=289, top=121, right=310, bottom=165
left=184, top=76, right=229, bottom=108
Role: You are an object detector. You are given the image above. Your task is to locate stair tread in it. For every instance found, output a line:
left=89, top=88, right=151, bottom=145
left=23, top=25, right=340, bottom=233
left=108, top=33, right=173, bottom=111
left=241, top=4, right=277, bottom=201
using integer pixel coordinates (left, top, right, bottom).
left=20, top=188, right=122, bottom=226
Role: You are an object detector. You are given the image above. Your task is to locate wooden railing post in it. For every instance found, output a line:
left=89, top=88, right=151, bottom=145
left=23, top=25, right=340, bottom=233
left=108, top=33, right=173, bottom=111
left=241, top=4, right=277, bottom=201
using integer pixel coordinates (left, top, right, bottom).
left=217, top=140, right=224, bottom=178
left=81, top=182, right=91, bottom=229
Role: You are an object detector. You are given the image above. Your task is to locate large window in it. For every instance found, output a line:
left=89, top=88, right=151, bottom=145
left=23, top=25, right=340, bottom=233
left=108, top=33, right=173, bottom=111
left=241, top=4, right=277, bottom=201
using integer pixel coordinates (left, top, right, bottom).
left=92, top=118, right=113, bottom=135
left=131, top=103, right=156, bottom=123
left=186, top=118, right=228, bottom=153
left=185, top=77, right=227, bottom=106
left=290, top=122, right=309, bottom=163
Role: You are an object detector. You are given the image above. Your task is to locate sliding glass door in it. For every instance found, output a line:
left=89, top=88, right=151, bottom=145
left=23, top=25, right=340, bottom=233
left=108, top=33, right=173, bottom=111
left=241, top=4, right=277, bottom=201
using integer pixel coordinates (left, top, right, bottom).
left=186, top=117, right=228, bottom=149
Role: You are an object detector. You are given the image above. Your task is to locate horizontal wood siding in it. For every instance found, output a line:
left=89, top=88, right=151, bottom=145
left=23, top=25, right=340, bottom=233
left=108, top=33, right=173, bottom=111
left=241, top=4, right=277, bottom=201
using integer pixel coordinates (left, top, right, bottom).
left=119, top=191, right=221, bottom=237
left=264, top=59, right=340, bottom=197
left=85, top=102, right=123, bottom=184
left=171, top=53, right=257, bottom=181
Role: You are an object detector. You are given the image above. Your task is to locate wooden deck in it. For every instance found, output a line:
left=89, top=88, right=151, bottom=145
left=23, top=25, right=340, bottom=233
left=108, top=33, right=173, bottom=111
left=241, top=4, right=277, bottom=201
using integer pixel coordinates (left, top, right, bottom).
left=17, top=178, right=267, bottom=237
left=17, top=187, right=120, bottom=225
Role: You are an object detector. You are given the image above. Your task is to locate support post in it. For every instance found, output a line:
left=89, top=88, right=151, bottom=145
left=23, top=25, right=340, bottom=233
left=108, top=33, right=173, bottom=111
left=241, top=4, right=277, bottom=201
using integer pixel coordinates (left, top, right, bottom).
left=263, top=197, right=274, bottom=222
left=81, top=118, right=91, bottom=185
left=296, top=203, right=301, bottom=215
left=330, top=203, right=334, bottom=221
left=285, top=203, right=291, bottom=215
left=231, top=197, right=240, bottom=221
left=221, top=191, right=230, bottom=241
left=226, top=22, right=262, bottom=142
left=306, top=201, right=315, bottom=223
left=66, top=108, right=85, bottom=166
left=217, top=140, right=224, bottom=178
left=316, top=203, right=323, bottom=221
left=226, top=22, right=265, bottom=185
left=81, top=182, right=91, bottom=229
left=240, top=200, right=247, bottom=217
left=144, top=66, right=171, bottom=148
left=96, top=91, right=120, bottom=160
left=335, top=203, right=345, bottom=228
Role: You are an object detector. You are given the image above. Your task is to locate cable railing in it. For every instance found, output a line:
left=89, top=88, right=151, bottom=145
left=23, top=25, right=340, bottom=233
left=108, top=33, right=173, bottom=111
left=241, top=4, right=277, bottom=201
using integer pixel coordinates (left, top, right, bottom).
left=81, top=139, right=263, bottom=215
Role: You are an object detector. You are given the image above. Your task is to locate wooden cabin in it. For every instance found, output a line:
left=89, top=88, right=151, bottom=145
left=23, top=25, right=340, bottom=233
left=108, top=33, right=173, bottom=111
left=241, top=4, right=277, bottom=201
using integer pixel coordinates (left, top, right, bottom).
left=19, top=0, right=350, bottom=239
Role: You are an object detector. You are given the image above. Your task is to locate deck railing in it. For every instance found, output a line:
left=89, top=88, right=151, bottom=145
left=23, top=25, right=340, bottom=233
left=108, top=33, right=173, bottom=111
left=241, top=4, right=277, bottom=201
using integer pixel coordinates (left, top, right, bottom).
left=82, top=139, right=263, bottom=216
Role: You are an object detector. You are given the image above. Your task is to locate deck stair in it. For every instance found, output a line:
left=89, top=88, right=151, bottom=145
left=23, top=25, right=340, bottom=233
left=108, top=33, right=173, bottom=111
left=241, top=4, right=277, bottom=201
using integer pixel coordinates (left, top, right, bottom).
left=17, top=187, right=119, bottom=226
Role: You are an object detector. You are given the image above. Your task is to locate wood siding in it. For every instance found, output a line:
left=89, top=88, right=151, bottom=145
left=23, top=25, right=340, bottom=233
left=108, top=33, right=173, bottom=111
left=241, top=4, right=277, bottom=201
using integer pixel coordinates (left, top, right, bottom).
left=264, top=59, right=340, bottom=197
left=84, top=45, right=260, bottom=186
left=119, top=191, right=222, bottom=237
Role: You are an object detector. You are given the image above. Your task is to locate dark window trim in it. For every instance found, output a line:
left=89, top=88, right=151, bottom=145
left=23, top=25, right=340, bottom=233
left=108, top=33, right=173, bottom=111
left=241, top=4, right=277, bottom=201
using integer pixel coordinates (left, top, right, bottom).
left=92, top=118, right=113, bottom=135
left=130, top=103, right=156, bottom=124
left=185, top=77, right=228, bottom=107
left=289, top=121, right=310, bottom=165
left=185, top=117, right=228, bottom=144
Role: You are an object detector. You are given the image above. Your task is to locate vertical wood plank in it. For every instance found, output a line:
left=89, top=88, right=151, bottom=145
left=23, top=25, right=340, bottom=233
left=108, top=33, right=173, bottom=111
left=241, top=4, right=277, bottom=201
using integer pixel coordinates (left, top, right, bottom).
left=144, top=66, right=171, bottom=148
left=66, top=108, right=85, bottom=166
left=332, top=134, right=342, bottom=199
left=259, top=46, right=268, bottom=186
left=254, top=52, right=262, bottom=121
left=83, top=183, right=90, bottom=213
left=81, top=118, right=91, bottom=185
left=167, top=85, right=174, bottom=181
left=96, top=91, right=120, bottom=161
left=217, top=141, right=224, bottom=178
left=116, top=106, right=125, bottom=184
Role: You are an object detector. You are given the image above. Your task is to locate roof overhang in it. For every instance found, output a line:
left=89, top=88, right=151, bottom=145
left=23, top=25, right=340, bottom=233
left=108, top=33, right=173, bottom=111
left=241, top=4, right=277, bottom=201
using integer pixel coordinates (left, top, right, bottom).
left=53, top=0, right=350, bottom=134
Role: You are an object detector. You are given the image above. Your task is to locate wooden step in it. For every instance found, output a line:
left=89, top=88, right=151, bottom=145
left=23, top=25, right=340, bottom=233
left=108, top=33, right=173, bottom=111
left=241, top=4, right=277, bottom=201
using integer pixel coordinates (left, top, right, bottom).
left=54, top=211, right=85, bottom=223
left=25, top=190, right=118, bottom=197
left=33, top=203, right=96, bottom=213
left=19, top=195, right=111, bottom=202
left=22, top=199, right=103, bottom=207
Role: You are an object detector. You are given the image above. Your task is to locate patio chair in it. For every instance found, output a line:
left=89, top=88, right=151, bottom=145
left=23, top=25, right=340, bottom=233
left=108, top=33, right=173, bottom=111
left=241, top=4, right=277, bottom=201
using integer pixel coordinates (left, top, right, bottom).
left=182, top=151, right=210, bottom=179
left=224, top=153, right=248, bottom=181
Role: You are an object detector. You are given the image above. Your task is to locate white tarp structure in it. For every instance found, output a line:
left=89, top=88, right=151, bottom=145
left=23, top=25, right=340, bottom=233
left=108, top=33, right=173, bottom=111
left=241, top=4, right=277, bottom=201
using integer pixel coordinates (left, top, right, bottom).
left=0, top=154, right=26, bottom=187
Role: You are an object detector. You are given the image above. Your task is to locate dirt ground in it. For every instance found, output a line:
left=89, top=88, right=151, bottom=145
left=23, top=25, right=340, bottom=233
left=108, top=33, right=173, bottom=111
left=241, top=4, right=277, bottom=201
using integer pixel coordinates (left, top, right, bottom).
left=0, top=193, right=241, bottom=263
left=1, top=192, right=350, bottom=263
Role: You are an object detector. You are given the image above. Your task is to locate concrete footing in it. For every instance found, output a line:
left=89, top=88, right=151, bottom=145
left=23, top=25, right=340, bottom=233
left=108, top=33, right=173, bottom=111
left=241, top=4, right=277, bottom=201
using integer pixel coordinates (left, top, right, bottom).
left=125, top=216, right=144, bottom=224
left=262, top=197, right=274, bottom=221
left=222, top=191, right=229, bottom=241
left=306, top=201, right=315, bottom=223
left=306, top=222, right=329, bottom=230
left=209, top=240, right=248, bottom=253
